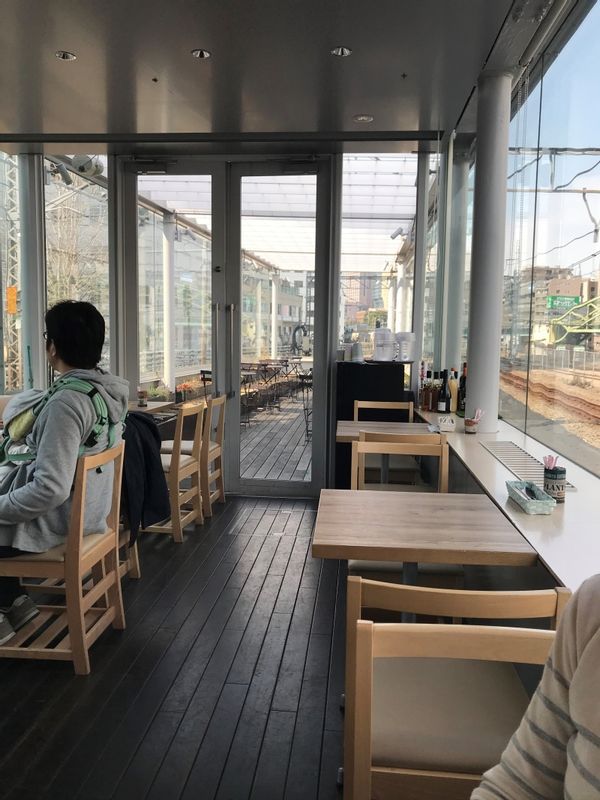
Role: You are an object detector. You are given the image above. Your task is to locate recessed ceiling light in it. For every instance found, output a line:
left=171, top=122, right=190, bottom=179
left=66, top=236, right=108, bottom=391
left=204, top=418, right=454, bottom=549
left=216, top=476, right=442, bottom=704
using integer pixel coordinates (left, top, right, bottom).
left=331, top=46, right=352, bottom=57
left=353, top=114, right=374, bottom=123
left=55, top=50, right=77, bottom=61
left=191, top=48, right=211, bottom=59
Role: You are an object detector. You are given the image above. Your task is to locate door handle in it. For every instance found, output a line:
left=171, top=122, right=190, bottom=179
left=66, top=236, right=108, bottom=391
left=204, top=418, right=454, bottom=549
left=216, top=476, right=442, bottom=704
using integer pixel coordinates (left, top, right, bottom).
left=227, top=303, right=236, bottom=398
left=212, top=302, right=220, bottom=396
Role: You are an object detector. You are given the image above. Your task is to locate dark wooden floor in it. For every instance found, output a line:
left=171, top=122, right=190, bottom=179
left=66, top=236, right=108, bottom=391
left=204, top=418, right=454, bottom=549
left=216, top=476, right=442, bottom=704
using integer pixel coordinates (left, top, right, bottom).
left=0, top=497, right=345, bottom=800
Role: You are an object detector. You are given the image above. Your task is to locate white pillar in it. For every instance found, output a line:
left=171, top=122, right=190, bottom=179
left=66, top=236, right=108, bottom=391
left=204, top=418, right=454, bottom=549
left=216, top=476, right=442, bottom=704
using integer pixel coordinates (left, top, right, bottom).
left=162, top=212, right=176, bottom=392
left=271, top=275, right=278, bottom=358
left=466, top=71, right=512, bottom=431
left=255, top=278, right=262, bottom=360
left=411, top=152, right=429, bottom=396
left=387, top=271, right=396, bottom=332
left=446, top=154, right=470, bottom=372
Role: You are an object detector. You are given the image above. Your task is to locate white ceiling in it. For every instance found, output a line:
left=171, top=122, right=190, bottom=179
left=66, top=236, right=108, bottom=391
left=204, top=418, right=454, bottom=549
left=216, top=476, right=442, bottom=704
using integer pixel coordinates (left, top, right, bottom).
left=0, top=0, right=514, bottom=139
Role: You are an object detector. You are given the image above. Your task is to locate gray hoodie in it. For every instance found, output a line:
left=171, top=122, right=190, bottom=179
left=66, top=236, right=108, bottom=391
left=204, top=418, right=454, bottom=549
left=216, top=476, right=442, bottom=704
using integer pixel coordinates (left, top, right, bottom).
left=0, top=368, right=129, bottom=552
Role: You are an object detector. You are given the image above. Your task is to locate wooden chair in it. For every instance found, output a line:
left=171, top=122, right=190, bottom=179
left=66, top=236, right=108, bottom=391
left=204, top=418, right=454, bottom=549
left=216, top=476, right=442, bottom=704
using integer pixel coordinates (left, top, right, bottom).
left=351, top=434, right=448, bottom=492
left=149, top=402, right=204, bottom=542
left=350, top=434, right=452, bottom=585
left=200, top=395, right=226, bottom=518
left=118, top=528, right=141, bottom=580
left=354, top=400, right=414, bottom=423
left=0, top=445, right=126, bottom=675
left=344, top=576, right=570, bottom=800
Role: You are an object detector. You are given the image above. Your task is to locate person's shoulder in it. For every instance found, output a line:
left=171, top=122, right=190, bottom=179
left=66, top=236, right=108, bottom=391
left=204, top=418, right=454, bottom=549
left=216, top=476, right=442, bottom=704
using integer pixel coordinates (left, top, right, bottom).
left=575, top=574, right=600, bottom=609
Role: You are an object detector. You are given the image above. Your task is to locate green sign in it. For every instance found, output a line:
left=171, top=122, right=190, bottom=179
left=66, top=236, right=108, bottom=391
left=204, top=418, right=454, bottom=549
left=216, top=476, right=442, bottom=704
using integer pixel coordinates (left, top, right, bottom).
left=546, top=295, right=581, bottom=310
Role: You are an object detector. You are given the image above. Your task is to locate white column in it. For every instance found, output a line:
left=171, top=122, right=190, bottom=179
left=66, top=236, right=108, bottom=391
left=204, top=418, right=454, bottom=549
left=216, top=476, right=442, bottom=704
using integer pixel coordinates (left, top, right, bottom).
left=466, top=71, right=512, bottom=431
left=162, top=212, right=176, bottom=392
left=18, top=154, right=47, bottom=389
left=387, top=271, right=396, bottom=332
left=271, top=275, right=278, bottom=358
left=445, top=153, right=470, bottom=372
left=255, top=278, right=262, bottom=360
left=411, top=152, right=429, bottom=396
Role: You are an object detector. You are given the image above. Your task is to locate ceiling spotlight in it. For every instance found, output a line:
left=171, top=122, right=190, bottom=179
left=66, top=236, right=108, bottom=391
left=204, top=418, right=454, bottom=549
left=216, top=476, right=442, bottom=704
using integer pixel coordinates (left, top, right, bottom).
left=191, top=48, right=211, bottom=59
left=353, top=114, right=374, bottom=123
left=55, top=50, right=77, bottom=61
left=331, top=46, right=352, bottom=57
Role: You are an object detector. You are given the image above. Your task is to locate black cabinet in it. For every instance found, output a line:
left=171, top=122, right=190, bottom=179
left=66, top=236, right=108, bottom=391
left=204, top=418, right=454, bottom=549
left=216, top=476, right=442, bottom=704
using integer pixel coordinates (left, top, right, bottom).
left=335, top=361, right=414, bottom=488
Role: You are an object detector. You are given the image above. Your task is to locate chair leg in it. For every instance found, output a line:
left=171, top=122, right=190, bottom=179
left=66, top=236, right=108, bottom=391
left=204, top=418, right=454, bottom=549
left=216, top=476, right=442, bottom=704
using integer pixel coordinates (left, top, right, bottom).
left=64, top=572, right=90, bottom=676
left=91, top=558, right=109, bottom=609
left=128, top=541, right=141, bottom=579
left=201, top=462, right=212, bottom=518
left=191, top=470, right=204, bottom=526
left=105, top=547, right=126, bottom=630
left=169, top=478, right=184, bottom=543
left=216, top=456, right=225, bottom=504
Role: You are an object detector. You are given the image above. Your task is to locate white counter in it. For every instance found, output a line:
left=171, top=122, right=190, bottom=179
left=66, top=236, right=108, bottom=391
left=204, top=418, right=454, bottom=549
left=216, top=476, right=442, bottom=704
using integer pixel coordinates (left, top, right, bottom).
left=416, top=410, right=599, bottom=592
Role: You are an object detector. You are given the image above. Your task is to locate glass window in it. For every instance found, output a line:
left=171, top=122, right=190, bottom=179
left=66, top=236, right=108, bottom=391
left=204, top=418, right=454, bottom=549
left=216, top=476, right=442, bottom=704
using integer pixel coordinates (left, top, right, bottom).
left=44, top=157, right=110, bottom=367
left=174, top=223, right=212, bottom=374
left=461, top=165, right=475, bottom=362
left=340, top=154, right=418, bottom=362
left=137, top=207, right=165, bottom=383
left=422, top=153, right=441, bottom=364
left=500, top=3, right=600, bottom=476
left=0, top=151, right=23, bottom=392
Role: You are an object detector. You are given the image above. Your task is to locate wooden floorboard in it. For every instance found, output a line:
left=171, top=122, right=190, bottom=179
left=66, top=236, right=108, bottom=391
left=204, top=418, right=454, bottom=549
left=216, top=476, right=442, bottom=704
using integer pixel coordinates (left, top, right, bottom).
left=0, top=496, right=344, bottom=800
left=240, top=398, right=312, bottom=482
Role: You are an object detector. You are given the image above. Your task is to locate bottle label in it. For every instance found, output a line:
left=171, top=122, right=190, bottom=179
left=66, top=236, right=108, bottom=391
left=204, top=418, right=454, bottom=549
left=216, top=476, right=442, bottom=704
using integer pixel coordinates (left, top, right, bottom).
left=437, top=400, right=446, bottom=412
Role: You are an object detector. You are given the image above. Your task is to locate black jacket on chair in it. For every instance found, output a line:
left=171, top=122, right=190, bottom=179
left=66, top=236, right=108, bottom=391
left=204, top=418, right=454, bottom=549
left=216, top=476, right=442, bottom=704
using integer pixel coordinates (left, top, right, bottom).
left=122, top=412, right=170, bottom=544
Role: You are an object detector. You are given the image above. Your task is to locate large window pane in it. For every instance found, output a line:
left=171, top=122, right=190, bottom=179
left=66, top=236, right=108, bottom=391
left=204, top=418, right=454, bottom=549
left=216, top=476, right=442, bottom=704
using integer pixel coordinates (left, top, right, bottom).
left=44, top=157, right=110, bottom=366
left=422, top=153, right=440, bottom=364
left=340, top=154, right=417, bottom=362
left=137, top=207, right=165, bottom=383
left=0, top=151, right=23, bottom=391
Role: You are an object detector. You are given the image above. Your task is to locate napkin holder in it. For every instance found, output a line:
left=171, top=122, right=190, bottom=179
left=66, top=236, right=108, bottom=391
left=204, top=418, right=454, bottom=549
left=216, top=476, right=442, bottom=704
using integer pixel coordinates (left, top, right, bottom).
left=437, top=415, right=456, bottom=433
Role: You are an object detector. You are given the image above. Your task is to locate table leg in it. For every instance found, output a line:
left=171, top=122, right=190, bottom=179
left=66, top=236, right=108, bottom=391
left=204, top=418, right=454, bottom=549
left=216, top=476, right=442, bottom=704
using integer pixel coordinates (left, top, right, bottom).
left=381, top=454, right=390, bottom=485
left=402, top=561, right=418, bottom=623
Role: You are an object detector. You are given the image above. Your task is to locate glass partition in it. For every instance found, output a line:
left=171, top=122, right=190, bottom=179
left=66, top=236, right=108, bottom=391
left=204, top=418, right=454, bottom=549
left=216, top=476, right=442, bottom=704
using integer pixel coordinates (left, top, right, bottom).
left=339, top=154, right=418, bottom=362
left=0, top=151, right=23, bottom=392
left=44, top=157, right=111, bottom=367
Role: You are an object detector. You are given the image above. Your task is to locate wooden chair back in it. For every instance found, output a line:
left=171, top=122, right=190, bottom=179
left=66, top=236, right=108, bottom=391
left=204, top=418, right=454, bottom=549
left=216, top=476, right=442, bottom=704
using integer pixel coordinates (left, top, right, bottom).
left=350, top=434, right=449, bottom=492
left=351, top=620, right=556, bottom=800
left=353, top=400, right=414, bottom=423
left=202, top=394, right=226, bottom=456
left=171, top=401, right=205, bottom=473
left=67, top=443, right=125, bottom=565
left=344, top=576, right=570, bottom=800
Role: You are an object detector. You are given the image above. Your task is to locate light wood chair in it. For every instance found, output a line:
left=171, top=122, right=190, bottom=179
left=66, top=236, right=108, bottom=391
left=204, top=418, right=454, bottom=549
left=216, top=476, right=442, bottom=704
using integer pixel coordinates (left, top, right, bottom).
left=344, top=576, right=570, bottom=800
left=149, top=402, right=204, bottom=542
left=353, top=400, right=414, bottom=423
left=351, top=434, right=449, bottom=492
left=201, top=394, right=226, bottom=518
left=0, top=444, right=126, bottom=675
left=118, top=528, right=141, bottom=580
left=350, top=434, right=453, bottom=586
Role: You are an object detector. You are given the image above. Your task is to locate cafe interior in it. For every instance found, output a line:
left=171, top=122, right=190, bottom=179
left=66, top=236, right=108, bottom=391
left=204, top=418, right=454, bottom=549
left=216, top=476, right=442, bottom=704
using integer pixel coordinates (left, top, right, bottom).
left=0, top=0, right=599, bottom=798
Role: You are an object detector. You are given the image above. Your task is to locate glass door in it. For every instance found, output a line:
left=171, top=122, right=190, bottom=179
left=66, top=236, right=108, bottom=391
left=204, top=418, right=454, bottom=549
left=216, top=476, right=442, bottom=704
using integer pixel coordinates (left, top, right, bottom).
left=224, top=162, right=328, bottom=496
left=134, top=158, right=329, bottom=497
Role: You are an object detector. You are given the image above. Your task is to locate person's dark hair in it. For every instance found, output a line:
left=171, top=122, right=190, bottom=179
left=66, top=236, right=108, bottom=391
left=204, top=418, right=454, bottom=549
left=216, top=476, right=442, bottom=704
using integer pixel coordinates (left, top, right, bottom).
left=45, top=300, right=105, bottom=369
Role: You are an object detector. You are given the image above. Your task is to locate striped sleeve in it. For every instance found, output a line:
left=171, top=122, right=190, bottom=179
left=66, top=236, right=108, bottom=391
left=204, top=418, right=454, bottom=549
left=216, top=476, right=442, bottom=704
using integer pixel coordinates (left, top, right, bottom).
left=471, top=587, right=583, bottom=800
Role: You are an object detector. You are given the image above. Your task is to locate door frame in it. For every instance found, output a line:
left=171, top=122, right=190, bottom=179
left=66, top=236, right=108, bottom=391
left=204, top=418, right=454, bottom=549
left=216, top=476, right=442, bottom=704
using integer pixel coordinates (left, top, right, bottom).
left=127, top=154, right=339, bottom=497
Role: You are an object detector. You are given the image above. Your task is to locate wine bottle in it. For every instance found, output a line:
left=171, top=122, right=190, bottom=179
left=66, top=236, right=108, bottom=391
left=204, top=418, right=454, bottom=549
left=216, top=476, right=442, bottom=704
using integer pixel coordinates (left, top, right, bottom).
left=437, top=369, right=450, bottom=413
left=448, top=368, right=458, bottom=413
left=424, top=370, right=432, bottom=410
left=457, top=362, right=467, bottom=418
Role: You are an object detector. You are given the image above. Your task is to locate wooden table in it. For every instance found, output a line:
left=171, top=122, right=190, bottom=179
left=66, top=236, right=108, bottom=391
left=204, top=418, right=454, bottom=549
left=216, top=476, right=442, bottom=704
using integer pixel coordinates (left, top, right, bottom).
left=312, top=490, right=537, bottom=584
left=128, top=400, right=174, bottom=414
left=335, top=420, right=433, bottom=443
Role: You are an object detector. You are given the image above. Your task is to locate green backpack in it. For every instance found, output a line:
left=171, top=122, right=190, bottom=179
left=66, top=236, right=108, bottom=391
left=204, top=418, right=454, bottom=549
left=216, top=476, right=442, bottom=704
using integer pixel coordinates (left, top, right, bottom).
left=0, top=376, right=116, bottom=466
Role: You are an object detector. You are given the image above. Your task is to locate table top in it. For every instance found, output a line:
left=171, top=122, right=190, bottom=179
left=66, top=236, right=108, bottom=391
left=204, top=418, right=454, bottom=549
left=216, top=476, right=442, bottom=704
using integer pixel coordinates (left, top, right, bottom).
left=312, top=489, right=537, bottom=566
left=128, top=400, right=174, bottom=414
left=336, top=420, right=433, bottom=443
left=416, top=409, right=600, bottom=592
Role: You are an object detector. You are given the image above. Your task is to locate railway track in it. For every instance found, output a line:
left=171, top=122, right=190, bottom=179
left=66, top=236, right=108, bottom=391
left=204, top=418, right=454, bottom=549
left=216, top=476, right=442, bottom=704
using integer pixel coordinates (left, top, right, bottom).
left=501, top=372, right=600, bottom=423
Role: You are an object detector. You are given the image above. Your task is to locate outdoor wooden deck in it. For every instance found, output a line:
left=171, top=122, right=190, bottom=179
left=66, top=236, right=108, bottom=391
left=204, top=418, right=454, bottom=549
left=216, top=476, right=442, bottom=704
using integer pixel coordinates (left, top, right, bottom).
left=240, top=397, right=312, bottom=482
left=0, top=497, right=345, bottom=800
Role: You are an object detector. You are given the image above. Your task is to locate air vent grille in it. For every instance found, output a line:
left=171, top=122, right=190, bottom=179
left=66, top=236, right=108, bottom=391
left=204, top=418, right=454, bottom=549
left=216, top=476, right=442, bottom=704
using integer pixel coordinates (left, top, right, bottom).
left=481, top=441, right=575, bottom=490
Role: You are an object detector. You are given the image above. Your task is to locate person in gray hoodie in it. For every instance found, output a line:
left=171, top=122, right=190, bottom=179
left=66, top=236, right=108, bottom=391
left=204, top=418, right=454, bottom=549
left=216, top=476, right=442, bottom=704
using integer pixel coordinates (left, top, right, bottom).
left=0, top=300, right=129, bottom=644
